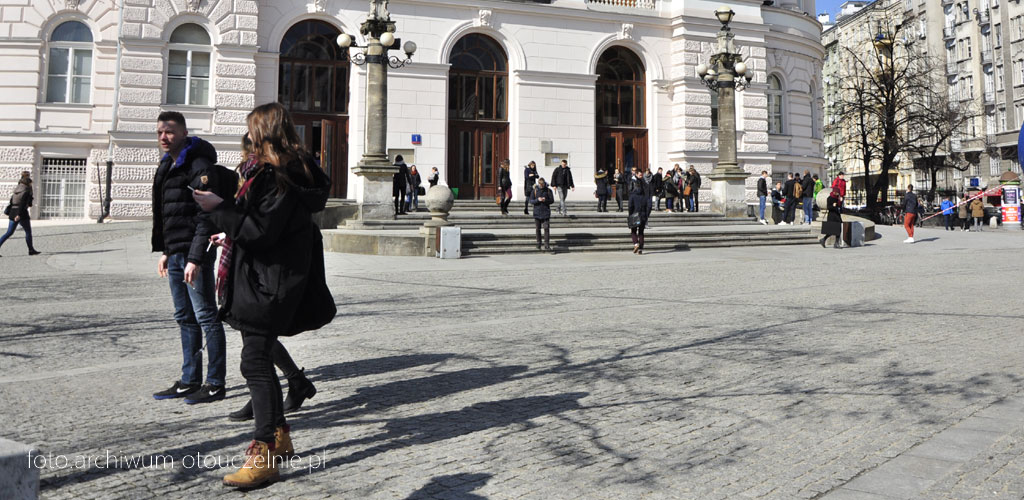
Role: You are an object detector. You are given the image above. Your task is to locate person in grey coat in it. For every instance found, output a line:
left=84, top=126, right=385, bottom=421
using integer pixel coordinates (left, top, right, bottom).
left=0, top=171, right=41, bottom=256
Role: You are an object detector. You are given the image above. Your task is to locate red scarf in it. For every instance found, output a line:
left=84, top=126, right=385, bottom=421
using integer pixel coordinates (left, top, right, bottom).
left=216, top=158, right=260, bottom=305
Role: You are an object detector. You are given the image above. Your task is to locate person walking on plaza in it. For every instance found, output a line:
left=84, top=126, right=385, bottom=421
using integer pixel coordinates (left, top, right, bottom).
left=193, top=103, right=336, bottom=488
left=941, top=197, right=955, bottom=231
left=757, top=170, right=769, bottom=225
left=407, top=165, right=422, bottom=212
left=498, top=159, right=513, bottom=216
left=685, top=166, right=701, bottom=212
left=223, top=134, right=317, bottom=423
left=831, top=172, right=847, bottom=210
left=530, top=177, right=554, bottom=252
left=820, top=187, right=844, bottom=249
left=0, top=171, right=41, bottom=257
left=781, top=173, right=797, bottom=225
left=595, top=168, right=610, bottom=212
left=902, top=184, right=919, bottom=243
left=614, top=168, right=626, bottom=212
left=150, top=111, right=227, bottom=404
left=523, top=160, right=538, bottom=215
left=800, top=170, right=815, bottom=224
left=551, top=159, right=575, bottom=216
left=628, top=168, right=650, bottom=254
left=428, top=166, right=439, bottom=187
left=393, top=155, right=409, bottom=215
left=958, top=194, right=970, bottom=231
left=970, top=196, right=985, bottom=231
left=652, top=167, right=664, bottom=211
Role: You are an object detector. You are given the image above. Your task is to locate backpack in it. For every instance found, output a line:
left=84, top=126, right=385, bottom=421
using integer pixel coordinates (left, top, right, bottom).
left=793, top=182, right=803, bottom=198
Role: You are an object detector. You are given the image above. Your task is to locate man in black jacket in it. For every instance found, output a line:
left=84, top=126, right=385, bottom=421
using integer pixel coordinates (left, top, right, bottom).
left=393, top=155, right=409, bottom=215
left=523, top=160, right=538, bottom=215
left=781, top=172, right=797, bottom=225
left=550, top=160, right=575, bottom=216
left=652, top=168, right=664, bottom=211
left=757, top=170, right=769, bottom=225
left=151, top=111, right=227, bottom=404
left=800, top=169, right=816, bottom=224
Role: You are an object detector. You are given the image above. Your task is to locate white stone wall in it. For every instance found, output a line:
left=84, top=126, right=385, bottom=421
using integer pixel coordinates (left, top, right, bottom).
left=0, top=0, right=824, bottom=218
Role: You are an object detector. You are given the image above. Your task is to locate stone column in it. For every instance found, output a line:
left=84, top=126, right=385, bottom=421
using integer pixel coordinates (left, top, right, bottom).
left=350, top=37, right=396, bottom=228
left=709, top=71, right=748, bottom=218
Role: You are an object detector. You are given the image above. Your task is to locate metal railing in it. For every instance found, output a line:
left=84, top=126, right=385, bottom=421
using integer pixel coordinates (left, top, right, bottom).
left=40, top=158, right=87, bottom=219
left=946, top=61, right=958, bottom=74
left=984, top=90, right=995, bottom=103
left=585, top=0, right=657, bottom=10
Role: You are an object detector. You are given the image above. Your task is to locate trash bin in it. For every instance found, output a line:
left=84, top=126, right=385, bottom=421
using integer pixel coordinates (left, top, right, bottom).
left=438, top=226, right=461, bottom=259
left=451, top=187, right=459, bottom=199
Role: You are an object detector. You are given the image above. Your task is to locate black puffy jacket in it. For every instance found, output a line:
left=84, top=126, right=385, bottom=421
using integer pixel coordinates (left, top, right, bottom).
left=210, top=155, right=335, bottom=337
left=152, top=137, right=218, bottom=264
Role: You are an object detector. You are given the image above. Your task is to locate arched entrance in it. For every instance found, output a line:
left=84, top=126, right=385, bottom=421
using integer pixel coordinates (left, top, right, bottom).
left=595, top=46, right=647, bottom=178
left=278, top=20, right=350, bottom=197
left=447, top=34, right=509, bottom=200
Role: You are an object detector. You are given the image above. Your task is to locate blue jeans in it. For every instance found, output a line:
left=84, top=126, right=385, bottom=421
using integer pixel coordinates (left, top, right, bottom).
left=0, top=217, right=34, bottom=252
left=803, top=197, right=814, bottom=222
left=166, top=253, right=226, bottom=387
left=557, top=187, right=569, bottom=215
left=758, top=196, right=766, bottom=220
left=406, top=189, right=419, bottom=211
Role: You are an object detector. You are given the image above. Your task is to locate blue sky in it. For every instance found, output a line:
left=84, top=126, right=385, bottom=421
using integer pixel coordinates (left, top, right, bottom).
left=817, top=0, right=848, bottom=19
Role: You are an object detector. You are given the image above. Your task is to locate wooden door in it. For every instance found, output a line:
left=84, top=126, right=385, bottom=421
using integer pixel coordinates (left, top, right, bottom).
left=292, top=114, right=348, bottom=198
left=447, top=122, right=508, bottom=199
left=597, top=128, right=649, bottom=178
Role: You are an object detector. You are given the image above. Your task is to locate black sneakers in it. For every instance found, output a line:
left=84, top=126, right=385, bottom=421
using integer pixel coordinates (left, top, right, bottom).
left=185, top=384, right=226, bottom=405
left=153, top=381, right=200, bottom=400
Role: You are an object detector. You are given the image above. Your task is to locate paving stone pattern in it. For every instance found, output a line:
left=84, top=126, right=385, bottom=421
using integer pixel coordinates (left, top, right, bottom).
left=1, top=222, right=1023, bottom=499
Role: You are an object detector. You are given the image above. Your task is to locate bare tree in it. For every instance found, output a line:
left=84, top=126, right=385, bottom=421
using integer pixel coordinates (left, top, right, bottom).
left=906, top=90, right=977, bottom=203
left=832, top=21, right=938, bottom=210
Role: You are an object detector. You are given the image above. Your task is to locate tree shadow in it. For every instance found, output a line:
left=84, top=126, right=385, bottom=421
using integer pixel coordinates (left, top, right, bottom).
left=405, top=473, right=492, bottom=500
left=303, top=353, right=460, bottom=383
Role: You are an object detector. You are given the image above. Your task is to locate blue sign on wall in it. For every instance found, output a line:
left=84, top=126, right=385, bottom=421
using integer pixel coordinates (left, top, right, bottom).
left=1018, top=122, right=1024, bottom=165
left=411, top=134, right=422, bottom=145
left=970, top=178, right=980, bottom=187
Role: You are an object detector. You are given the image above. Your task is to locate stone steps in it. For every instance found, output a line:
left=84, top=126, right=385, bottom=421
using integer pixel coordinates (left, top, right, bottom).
left=461, top=228, right=818, bottom=255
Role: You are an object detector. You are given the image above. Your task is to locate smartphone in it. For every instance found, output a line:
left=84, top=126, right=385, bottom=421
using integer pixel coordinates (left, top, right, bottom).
left=187, top=185, right=196, bottom=192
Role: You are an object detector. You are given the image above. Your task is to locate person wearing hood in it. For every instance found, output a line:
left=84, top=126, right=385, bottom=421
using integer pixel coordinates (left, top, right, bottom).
left=594, top=168, right=610, bottom=212
left=523, top=161, right=539, bottom=215
left=530, top=177, right=555, bottom=251
left=0, top=171, right=41, bottom=256
left=150, top=111, right=228, bottom=406
left=550, top=159, right=575, bottom=216
left=820, top=187, right=844, bottom=249
left=194, top=103, right=336, bottom=489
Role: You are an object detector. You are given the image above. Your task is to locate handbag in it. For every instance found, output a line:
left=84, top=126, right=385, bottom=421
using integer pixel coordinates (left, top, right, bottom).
left=628, top=212, right=642, bottom=228
left=683, top=185, right=692, bottom=197
left=3, top=197, right=11, bottom=216
left=417, top=186, right=425, bottom=196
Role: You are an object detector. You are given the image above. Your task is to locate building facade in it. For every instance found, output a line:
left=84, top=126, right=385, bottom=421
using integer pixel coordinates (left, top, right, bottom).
left=0, top=0, right=824, bottom=220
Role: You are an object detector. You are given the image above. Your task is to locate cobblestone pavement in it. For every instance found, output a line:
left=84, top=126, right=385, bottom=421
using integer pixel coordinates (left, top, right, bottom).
left=1, top=222, right=1023, bottom=499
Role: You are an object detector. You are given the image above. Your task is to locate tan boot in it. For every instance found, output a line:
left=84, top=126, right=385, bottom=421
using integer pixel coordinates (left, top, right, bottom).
left=275, top=425, right=294, bottom=458
left=223, top=440, right=279, bottom=488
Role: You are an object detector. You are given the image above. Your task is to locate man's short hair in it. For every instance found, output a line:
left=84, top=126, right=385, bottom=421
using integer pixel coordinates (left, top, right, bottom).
left=838, top=172, right=845, bottom=176
left=157, top=111, right=187, bottom=128
left=908, top=184, right=914, bottom=191
left=395, top=154, right=404, bottom=162
left=761, top=170, right=768, bottom=175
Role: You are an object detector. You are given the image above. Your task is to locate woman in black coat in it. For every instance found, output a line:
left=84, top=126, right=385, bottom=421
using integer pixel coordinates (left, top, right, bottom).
left=614, top=168, right=628, bottom=212
left=594, top=169, right=609, bottom=212
left=498, top=160, right=513, bottom=215
left=821, top=188, right=844, bottom=249
left=628, top=169, right=651, bottom=254
left=0, top=171, right=40, bottom=256
left=194, top=103, right=335, bottom=488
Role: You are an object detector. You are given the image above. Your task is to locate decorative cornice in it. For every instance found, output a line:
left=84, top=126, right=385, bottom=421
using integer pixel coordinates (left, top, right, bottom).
left=186, top=0, right=201, bottom=13
left=477, top=9, right=493, bottom=28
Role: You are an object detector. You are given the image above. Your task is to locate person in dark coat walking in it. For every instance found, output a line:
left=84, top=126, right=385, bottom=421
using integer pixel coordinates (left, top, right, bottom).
left=530, top=177, right=554, bottom=251
left=550, top=160, right=575, bottom=216
left=393, top=155, right=409, bottom=215
left=523, top=161, right=538, bottom=215
left=595, top=169, right=610, bottom=212
left=150, top=111, right=228, bottom=405
left=614, top=168, right=627, bottom=211
left=800, top=169, right=815, bottom=224
left=194, top=103, right=335, bottom=489
left=0, top=171, right=40, bottom=256
left=903, top=184, right=920, bottom=243
left=498, top=159, right=513, bottom=215
left=781, top=173, right=797, bottom=225
left=628, top=169, right=651, bottom=254
left=820, top=187, right=844, bottom=249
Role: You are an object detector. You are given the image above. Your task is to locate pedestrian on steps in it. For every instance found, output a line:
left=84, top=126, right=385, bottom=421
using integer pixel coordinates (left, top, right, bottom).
left=530, top=177, right=554, bottom=252
left=628, top=168, right=650, bottom=254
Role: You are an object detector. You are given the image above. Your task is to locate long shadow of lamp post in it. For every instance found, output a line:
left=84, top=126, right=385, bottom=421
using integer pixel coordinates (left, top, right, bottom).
left=696, top=6, right=753, bottom=217
left=337, top=0, right=417, bottom=228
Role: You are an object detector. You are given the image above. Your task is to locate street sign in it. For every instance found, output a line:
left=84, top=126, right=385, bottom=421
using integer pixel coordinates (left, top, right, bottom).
left=1018, top=122, right=1024, bottom=165
left=411, top=134, right=422, bottom=145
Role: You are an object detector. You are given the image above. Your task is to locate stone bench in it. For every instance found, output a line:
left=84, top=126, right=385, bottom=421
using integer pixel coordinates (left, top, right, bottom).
left=0, top=438, right=38, bottom=500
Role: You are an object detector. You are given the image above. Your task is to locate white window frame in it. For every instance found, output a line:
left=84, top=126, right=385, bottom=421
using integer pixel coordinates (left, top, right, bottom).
left=767, top=74, right=784, bottom=135
left=165, top=24, right=212, bottom=106
left=44, top=22, right=93, bottom=104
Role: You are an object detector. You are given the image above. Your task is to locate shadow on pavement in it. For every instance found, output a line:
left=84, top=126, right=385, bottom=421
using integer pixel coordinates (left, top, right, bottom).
left=405, top=472, right=492, bottom=499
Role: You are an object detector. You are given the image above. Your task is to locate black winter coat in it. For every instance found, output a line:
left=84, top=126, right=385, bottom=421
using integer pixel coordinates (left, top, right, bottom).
left=800, top=176, right=815, bottom=199
left=210, top=156, right=336, bottom=337
left=530, top=185, right=554, bottom=220
left=7, top=181, right=32, bottom=221
left=393, top=162, right=409, bottom=194
left=595, top=171, right=609, bottom=194
left=552, top=166, right=574, bottom=189
left=152, top=136, right=219, bottom=264
left=524, top=165, right=538, bottom=189
left=826, top=195, right=843, bottom=222
left=652, top=173, right=663, bottom=195
left=757, top=177, right=769, bottom=197
left=628, top=176, right=651, bottom=227
left=498, top=167, right=512, bottom=190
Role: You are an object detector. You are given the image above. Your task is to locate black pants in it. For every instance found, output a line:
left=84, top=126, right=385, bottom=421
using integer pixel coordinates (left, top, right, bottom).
left=597, top=194, right=608, bottom=212
left=783, top=199, right=797, bottom=223
left=500, top=189, right=512, bottom=214
left=394, top=189, right=406, bottom=213
left=615, top=187, right=625, bottom=210
left=241, top=332, right=286, bottom=444
left=271, top=339, right=301, bottom=380
left=630, top=226, right=645, bottom=248
left=524, top=186, right=534, bottom=214
left=535, top=218, right=550, bottom=246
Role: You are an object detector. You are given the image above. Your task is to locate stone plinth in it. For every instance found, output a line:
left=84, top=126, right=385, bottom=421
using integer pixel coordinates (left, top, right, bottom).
left=709, top=172, right=748, bottom=218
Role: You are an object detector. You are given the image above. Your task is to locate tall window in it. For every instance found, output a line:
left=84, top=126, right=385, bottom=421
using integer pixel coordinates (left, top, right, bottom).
left=278, top=20, right=350, bottom=114
left=710, top=90, right=719, bottom=128
left=596, top=46, right=646, bottom=127
left=767, top=74, right=784, bottom=134
left=167, top=24, right=211, bottom=106
left=448, top=34, right=508, bottom=121
left=45, top=21, right=92, bottom=104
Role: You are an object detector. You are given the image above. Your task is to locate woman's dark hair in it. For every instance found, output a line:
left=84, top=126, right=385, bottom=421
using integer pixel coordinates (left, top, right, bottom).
left=19, top=171, right=31, bottom=184
left=246, top=103, right=313, bottom=193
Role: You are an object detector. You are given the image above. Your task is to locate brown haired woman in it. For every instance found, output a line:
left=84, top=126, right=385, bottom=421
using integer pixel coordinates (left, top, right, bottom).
left=194, top=102, right=336, bottom=488
left=0, top=171, right=41, bottom=256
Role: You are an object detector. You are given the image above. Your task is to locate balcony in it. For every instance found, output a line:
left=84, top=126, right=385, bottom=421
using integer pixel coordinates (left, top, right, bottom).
left=982, top=50, right=993, bottom=64
left=943, top=26, right=955, bottom=39
left=585, top=0, right=658, bottom=14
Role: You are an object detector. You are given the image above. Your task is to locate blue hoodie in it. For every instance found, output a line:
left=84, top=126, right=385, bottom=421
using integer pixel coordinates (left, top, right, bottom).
left=941, top=199, right=954, bottom=215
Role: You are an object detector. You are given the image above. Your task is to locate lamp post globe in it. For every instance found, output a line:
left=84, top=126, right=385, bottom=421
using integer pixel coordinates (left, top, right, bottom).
left=380, top=31, right=395, bottom=48
left=715, top=6, right=736, bottom=28
left=336, top=33, right=353, bottom=48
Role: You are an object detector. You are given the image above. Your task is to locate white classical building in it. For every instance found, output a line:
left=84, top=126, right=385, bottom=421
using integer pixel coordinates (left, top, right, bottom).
left=0, top=0, right=824, bottom=220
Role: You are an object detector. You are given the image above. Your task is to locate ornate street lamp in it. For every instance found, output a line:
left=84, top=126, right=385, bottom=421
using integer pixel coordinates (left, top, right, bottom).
left=338, top=0, right=417, bottom=226
left=696, top=6, right=754, bottom=217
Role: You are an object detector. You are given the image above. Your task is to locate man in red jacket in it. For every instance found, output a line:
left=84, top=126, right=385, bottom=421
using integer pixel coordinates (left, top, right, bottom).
left=830, top=172, right=847, bottom=210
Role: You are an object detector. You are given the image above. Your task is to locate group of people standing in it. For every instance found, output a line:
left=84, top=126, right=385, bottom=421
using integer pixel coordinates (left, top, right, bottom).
left=941, top=194, right=988, bottom=232
left=150, top=105, right=336, bottom=488
left=599, top=164, right=700, bottom=214
left=392, top=157, right=437, bottom=215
